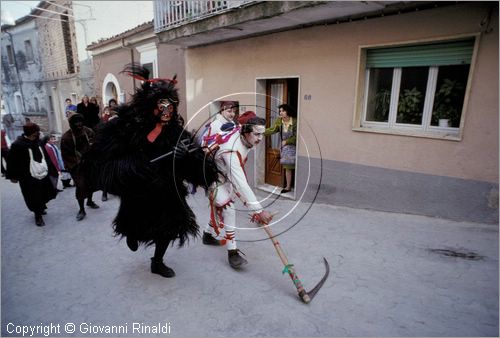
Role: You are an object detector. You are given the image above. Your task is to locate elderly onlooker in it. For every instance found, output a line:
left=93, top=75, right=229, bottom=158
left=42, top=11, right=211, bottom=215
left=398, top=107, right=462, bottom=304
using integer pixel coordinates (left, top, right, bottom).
left=6, top=123, right=58, bottom=226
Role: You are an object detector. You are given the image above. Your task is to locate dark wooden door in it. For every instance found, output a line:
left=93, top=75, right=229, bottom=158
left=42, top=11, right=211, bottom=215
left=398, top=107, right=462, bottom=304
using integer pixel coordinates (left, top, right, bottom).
left=265, top=80, right=288, bottom=186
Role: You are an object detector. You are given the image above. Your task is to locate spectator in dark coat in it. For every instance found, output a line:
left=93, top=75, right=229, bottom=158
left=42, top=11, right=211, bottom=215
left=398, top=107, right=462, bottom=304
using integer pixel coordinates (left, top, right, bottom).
left=6, top=123, right=58, bottom=226
left=77, top=95, right=100, bottom=130
left=61, top=113, right=99, bottom=221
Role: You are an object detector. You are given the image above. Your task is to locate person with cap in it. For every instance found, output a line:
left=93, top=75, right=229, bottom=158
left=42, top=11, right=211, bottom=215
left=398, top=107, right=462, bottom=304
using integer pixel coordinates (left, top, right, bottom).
left=6, top=122, right=58, bottom=226
left=61, top=113, right=99, bottom=221
left=202, top=111, right=273, bottom=269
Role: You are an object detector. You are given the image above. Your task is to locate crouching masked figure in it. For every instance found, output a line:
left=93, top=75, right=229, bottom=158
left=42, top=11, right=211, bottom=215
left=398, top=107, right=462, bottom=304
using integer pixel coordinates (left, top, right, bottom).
left=83, top=63, right=219, bottom=278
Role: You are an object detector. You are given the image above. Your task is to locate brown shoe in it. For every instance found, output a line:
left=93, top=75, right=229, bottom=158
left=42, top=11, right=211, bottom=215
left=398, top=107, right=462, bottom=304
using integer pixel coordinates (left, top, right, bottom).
left=228, top=249, right=247, bottom=269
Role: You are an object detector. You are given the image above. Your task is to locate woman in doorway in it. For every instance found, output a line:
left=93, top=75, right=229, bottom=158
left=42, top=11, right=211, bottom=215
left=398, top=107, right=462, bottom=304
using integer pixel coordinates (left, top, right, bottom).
left=264, top=103, right=297, bottom=193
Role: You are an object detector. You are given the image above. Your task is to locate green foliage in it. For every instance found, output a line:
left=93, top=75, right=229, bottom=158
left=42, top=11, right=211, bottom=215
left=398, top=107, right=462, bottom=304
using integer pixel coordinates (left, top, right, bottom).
left=373, top=88, right=391, bottom=121
left=433, top=79, right=464, bottom=121
left=373, top=78, right=465, bottom=127
left=397, top=87, right=423, bottom=124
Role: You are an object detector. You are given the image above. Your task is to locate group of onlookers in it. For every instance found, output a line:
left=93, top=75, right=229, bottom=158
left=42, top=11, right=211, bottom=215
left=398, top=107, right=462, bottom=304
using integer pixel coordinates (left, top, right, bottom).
left=65, top=96, right=118, bottom=128
left=3, top=95, right=120, bottom=226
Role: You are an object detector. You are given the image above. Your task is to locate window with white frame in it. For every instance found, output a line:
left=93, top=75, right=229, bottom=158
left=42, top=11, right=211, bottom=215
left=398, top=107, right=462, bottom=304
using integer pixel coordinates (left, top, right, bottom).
left=136, top=42, right=158, bottom=78
left=361, top=38, right=475, bottom=135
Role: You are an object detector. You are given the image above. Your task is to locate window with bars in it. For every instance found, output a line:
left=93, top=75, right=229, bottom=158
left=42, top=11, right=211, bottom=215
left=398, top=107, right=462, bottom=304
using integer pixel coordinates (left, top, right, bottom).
left=361, top=38, right=475, bottom=136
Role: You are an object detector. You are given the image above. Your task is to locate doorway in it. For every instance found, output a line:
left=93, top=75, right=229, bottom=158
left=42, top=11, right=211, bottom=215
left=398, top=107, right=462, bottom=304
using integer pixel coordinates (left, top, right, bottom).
left=264, top=78, right=299, bottom=189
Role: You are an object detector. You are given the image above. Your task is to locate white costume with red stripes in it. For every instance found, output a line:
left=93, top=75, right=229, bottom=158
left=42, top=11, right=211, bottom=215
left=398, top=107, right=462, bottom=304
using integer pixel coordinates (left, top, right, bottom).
left=206, top=130, right=263, bottom=250
left=202, top=114, right=232, bottom=144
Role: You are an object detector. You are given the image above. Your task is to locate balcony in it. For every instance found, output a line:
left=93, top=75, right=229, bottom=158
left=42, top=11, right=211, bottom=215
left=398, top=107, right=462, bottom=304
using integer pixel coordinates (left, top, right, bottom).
left=154, top=1, right=438, bottom=48
left=154, top=1, right=254, bottom=31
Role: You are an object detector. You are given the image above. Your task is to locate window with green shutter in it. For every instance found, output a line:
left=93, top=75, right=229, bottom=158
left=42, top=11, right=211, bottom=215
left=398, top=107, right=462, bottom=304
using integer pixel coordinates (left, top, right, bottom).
left=366, top=39, right=474, bottom=68
left=361, top=38, right=475, bottom=137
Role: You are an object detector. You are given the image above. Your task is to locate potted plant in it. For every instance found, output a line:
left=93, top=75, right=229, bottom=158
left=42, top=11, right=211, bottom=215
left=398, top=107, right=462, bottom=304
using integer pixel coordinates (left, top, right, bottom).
left=433, top=79, right=464, bottom=127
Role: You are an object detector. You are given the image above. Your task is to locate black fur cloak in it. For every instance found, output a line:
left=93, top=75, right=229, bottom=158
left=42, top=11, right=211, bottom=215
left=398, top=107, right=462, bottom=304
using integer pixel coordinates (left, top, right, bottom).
left=83, top=63, right=218, bottom=247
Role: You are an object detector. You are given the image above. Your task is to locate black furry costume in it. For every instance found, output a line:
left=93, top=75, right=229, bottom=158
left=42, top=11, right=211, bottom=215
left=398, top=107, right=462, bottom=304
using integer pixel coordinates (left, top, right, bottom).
left=83, top=63, right=218, bottom=277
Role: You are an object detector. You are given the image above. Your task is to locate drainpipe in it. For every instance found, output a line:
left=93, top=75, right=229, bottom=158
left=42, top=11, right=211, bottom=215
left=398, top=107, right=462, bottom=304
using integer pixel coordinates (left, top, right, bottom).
left=5, top=30, right=27, bottom=114
left=121, top=37, right=136, bottom=93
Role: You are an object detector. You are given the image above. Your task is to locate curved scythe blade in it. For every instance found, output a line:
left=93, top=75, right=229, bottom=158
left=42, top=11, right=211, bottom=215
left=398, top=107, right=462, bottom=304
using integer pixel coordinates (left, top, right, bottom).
left=306, top=257, right=330, bottom=301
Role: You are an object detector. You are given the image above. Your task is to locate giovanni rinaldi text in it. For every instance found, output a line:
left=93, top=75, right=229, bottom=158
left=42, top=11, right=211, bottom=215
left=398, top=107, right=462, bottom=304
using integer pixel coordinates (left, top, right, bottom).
left=6, top=322, right=172, bottom=336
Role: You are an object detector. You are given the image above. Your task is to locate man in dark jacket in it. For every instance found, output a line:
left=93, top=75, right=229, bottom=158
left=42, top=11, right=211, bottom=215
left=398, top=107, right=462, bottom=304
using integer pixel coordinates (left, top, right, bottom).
left=76, top=95, right=100, bottom=130
left=61, top=113, right=99, bottom=221
left=6, top=123, right=58, bottom=226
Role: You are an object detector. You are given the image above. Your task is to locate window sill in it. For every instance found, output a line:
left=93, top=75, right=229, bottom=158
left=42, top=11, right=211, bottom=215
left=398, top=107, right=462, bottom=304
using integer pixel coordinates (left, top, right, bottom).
left=353, top=126, right=462, bottom=141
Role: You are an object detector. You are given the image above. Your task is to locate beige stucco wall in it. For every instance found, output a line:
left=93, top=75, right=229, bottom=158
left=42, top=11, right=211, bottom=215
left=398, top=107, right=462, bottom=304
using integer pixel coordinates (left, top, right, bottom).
left=158, top=44, right=187, bottom=120
left=92, top=47, right=141, bottom=105
left=184, top=2, right=498, bottom=183
left=92, top=42, right=187, bottom=119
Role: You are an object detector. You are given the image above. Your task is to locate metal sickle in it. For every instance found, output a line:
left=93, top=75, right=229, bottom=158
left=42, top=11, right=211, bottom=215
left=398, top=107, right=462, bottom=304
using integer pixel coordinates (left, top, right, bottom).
left=302, top=257, right=330, bottom=303
left=256, top=217, right=330, bottom=304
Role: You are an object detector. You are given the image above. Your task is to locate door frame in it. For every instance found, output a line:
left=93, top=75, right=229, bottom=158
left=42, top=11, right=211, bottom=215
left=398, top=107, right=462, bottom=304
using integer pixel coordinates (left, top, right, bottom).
left=254, top=76, right=300, bottom=200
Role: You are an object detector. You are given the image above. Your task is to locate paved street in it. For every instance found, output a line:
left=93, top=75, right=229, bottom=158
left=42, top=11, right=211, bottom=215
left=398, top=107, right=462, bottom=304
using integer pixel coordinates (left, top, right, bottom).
left=1, top=178, right=498, bottom=337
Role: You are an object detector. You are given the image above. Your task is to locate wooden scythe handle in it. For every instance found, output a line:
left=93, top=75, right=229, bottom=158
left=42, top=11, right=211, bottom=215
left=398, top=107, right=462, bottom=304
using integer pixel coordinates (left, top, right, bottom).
left=262, top=225, right=311, bottom=303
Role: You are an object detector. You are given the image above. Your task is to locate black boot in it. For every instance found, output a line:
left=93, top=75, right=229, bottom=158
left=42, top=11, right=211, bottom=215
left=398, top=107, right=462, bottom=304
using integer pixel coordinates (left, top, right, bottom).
left=35, top=213, right=45, bottom=227
left=202, top=231, right=221, bottom=246
left=126, top=236, right=138, bottom=252
left=228, top=249, right=247, bottom=269
left=86, top=201, right=100, bottom=209
left=150, top=258, right=175, bottom=278
left=76, top=209, right=86, bottom=221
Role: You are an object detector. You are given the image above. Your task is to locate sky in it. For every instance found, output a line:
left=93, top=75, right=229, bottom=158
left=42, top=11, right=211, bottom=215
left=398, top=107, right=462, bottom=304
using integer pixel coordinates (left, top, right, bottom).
left=1, top=1, right=154, bottom=61
left=1, top=1, right=40, bottom=25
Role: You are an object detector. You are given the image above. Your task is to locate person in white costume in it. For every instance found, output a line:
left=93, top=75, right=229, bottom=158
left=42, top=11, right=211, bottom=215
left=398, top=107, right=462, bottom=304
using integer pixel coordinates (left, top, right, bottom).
left=202, top=101, right=238, bottom=143
left=202, top=111, right=273, bottom=268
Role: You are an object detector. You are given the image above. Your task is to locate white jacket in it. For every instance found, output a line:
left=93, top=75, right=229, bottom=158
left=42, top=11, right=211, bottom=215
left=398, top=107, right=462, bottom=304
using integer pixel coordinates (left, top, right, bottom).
left=212, top=131, right=263, bottom=213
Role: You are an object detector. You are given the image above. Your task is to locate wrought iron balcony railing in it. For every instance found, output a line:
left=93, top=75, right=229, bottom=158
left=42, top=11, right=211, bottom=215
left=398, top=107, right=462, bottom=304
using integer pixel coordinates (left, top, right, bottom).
left=154, top=0, right=254, bottom=32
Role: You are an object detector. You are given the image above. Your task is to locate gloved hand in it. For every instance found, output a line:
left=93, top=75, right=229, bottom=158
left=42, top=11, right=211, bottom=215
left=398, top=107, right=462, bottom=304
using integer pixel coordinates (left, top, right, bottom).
left=173, top=141, right=189, bottom=160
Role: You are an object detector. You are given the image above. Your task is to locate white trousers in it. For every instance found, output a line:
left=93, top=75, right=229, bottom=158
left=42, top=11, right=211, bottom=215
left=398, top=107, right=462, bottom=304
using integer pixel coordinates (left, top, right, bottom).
left=206, top=186, right=237, bottom=250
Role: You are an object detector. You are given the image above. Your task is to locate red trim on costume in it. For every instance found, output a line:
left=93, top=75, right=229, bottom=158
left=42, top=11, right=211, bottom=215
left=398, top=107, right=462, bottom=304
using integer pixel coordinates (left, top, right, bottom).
left=225, top=231, right=235, bottom=241
left=147, top=123, right=163, bottom=143
left=235, top=151, right=248, bottom=180
left=208, top=190, right=220, bottom=236
left=146, top=78, right=177, bottom=85
left=220, top=150, right=248, bottom=180
left=123, top=73, right=177, bottom=85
